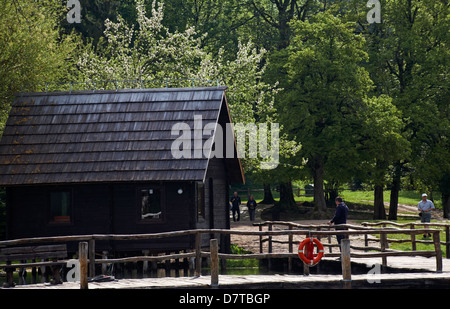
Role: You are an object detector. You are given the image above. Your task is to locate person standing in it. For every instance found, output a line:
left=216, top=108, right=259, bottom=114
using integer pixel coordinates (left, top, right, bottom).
left=418, top=193, right=434, bottom=238
left=247, top=195, right=258, bottom=222
left=230, top=192, right=241, bottom=222
left=328, top=197, right=349, bottom=246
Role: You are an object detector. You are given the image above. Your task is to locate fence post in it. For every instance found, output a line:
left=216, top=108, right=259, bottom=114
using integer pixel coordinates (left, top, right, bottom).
left=288, top=225, right=293, bottom=273
left=89, top=238, right=95, bottom=278
left=259, top=225, right=263, bottom=253
left=79, top=242, right=89, bottom=290
left=445, top=226, right=449, bottom=259
left=433, top=231, right=443, bottom=273
left=102, top=251, right=108, bottom=275
left=341, top=239, right=351, bottom=289
left=210, top=239, right=219, bottom=287
left=380, top=232, right=387, bottom=267
left=195, top=232, right=202, bottom=277
left=410, top=224, right=416, bottom=251
left=268, top=224, right=272, bottom=270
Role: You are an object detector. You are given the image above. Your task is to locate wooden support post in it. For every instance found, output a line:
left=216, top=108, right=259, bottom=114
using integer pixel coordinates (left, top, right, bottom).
left=79, top=242, right=89, bottom=290
left=410, top=224, right=416, bottom=251
left=362, top=223, right=368, bottom=249
left=259, top=225, right=263, bottom=253
left=288, top=225, right=293, bottom=253
left=380, top=232, right=387, bottom=267
left=40, top=259, right=46, bottom=283
left=210, top=239, right=219, bottom=287
left=195, top=232, right=202, bottom=277
left=433, top=231, right=443, bottom=273
left=142, top=250, right=149, bottom=278
left=3, top=261, right=15, bottom=288
left=445, top=226, right=449, bottom=259
left=341, top=239, right=351, bottom=289
left=31, top=260, right=37, bottom=284
left=51, top=258, right=62, bottom=284
left=328, top=233, right=333, bottom=253
left=288, top=225, right=293, bottom=273
left=101, top=251, right=108, bottom=275
left=268, top=224, right=272, bottom=270
left=268, top=224, right=273, bottom=253
left=303, top=263, right=310, bottom=276
left=89, top=238, right=95, bottom=278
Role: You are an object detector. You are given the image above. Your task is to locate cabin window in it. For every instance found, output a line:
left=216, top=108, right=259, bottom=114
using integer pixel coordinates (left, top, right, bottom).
left=49, top=191, right=72, bottom=223
left=140, top=188, right=162, bottom=221
left=196, top=182, right=205, bottom=221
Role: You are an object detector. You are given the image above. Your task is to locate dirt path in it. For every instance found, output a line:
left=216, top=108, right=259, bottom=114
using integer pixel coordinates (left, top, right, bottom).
left=230, top=204, right=364, bottom=254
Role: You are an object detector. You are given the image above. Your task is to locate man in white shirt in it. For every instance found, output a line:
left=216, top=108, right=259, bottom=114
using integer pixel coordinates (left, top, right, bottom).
left=418, top=193, right=434, bottom=237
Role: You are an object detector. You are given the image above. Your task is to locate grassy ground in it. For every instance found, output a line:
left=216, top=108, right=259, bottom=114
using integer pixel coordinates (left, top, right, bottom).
left=246, top=189, right=426, bottom=207
left=363, top=220, right=449, bottom=258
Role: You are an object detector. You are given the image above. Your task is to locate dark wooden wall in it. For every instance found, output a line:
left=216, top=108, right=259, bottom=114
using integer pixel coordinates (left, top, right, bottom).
left=5, top=181, right=197, bottom=253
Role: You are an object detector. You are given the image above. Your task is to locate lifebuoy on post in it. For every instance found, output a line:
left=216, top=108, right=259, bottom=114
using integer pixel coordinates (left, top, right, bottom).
left=298, top=237, right=324, bottom=266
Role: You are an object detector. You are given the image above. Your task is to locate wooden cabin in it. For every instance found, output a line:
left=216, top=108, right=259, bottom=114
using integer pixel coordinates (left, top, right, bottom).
left=0, top=87, right=244, bottom=254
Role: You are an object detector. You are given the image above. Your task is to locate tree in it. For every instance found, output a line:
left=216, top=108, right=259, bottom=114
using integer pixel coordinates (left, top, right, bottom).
left=355, top=95, right=410, bottom=219
left=77, top=0, right=294, bottom=177
left=357, top=0, right=450, bottom=218
left=0, top=0, right=78, bottom=133
left=283, top=12, right=374, bottom=212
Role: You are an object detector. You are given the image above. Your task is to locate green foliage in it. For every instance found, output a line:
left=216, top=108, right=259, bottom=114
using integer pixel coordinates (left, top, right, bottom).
left=0, top=0, right=447, bottom=219
left=76, top=0, right=299, bottom=175
left=0, top=0, right=79, bottom=133
left=227, top=244, right=259, bottom=268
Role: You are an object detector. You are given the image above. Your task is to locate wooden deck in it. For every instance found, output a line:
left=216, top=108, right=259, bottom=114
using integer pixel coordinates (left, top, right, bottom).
left=10, top=256, right=450, bottom=289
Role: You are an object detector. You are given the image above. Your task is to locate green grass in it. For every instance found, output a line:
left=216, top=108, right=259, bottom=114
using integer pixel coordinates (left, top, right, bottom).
left=339, top=190, right=422, bottom=207
left=233, top=183, right=426, bottom=208
left=225, top=244, right=259, bottom=268
left=365, top=220, right=448, bottom=258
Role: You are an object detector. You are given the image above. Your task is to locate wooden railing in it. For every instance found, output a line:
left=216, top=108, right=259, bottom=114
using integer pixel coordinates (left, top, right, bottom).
left=361, top=221, right=450, bottom=258
left=0, top=224, right=444, bottom=289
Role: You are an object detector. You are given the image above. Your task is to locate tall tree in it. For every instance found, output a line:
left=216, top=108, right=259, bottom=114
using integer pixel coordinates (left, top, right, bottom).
left=0, top=0, right=78, bottom=134
left=283, top=12, right=374, bottom=212
left=356, top=0, right=450, bottom=218
left=355, top=95, right=410, bottom=219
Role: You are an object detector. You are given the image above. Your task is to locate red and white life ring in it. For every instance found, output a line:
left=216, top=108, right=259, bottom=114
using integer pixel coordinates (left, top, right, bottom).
left=298, top=237, right=324, bottom=266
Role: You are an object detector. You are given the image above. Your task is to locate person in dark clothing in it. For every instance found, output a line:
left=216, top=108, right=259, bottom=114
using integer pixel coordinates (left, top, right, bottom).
left=230, top=192, right=241, bottom=222
left=247, top=195, right=257, bottom=221
left=328, top=197, right=349, bottom=245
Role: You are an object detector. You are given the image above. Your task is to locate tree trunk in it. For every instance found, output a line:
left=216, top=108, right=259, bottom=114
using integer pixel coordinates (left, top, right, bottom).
left=374, top=185, right=387, bottom=220
left=388, top=164, right=402, bottom=220
left=260, top=183, right=276, bottom=204
left=278, top=181, right=296, bottom=209
left=325, top=181, right=339, bottom=207
left=312, top=160, right=327, bottom=212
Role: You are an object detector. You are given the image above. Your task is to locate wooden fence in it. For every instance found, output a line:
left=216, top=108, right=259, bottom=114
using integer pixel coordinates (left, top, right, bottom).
left=0, top=223, right=445, bottom=289
left=361, top=221, right=450, bottom=258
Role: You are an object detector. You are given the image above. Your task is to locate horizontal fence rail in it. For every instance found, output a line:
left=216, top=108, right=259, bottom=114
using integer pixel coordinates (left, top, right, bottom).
left=361, top=221, right=450, bottom=258
left=0, top=222, right=445, bottom=289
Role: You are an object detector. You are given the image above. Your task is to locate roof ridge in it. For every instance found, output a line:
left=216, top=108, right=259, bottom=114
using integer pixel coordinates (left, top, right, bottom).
left=16, top=86, right=228, bottom=97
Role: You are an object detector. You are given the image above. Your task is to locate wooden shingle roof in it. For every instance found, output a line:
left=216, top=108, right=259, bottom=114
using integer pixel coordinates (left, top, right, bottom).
left=0, top=87, right=244, bottom=185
